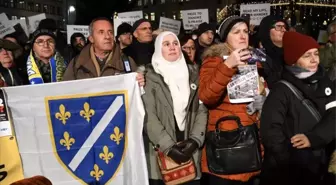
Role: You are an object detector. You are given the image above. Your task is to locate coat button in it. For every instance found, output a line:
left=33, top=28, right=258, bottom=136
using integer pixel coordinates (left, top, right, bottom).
left=201, top=132, right=204, bottom=136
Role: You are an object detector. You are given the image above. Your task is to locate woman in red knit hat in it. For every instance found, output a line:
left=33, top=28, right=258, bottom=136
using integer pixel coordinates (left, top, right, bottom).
left=260, top=31, right=334, bottom=185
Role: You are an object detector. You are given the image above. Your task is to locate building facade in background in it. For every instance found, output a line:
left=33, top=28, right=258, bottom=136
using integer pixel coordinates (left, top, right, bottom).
left=0, top=0, right=66, bottom=29
left=131, top=0, right=236, bottom=26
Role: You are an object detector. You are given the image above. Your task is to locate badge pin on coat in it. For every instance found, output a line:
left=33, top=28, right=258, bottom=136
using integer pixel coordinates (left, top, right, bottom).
left=190, top=83, right=197, bottom=90
left=325, top=87, right=332, bottom=96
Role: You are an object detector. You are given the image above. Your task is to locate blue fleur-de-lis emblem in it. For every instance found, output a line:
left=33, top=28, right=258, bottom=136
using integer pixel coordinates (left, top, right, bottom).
left=46, top=92, right=127, bottom=184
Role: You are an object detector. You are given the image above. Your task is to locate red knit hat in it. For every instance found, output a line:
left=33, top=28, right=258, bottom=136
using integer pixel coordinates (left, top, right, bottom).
left=283, top=31, right=319, bottom=65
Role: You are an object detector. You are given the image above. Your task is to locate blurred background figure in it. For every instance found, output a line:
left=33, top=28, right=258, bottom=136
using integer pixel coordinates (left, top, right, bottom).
left=179, top=34, right=197, bottom=65
left=0, top=38, right=24, bottom=86
left=194, top=22, right=215, bottom=65
left=116, top=23, right=133, bottom=50
left=69, top=32, right=86, bottom=60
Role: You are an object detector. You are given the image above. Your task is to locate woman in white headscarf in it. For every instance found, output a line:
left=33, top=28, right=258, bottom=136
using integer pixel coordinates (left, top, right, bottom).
left=142, top=31, right=208, bottom=185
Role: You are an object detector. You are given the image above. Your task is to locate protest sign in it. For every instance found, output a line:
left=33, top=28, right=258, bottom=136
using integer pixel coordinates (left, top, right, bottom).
left=113, top=11, right=143, bottom=36
left=159, top=17, right=181, bottom=35
left=9, top=19, right=29, bottom=37
left=118, top=11, right=143, bottom=20
left=0, top=13, right=15, bottom=38
left=66, top=25, right=89, bottom=44
left=317, top=30, right=328, bottom=44
left=181, top=9, right=209, bottom=30
left=27, top=13, right=46, bottom=33
left=240, top=4, right=270, bottom=25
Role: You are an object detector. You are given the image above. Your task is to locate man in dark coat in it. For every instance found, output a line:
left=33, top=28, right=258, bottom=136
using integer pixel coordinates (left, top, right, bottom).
left=123, top=19, right=154, bottom=66
left=194, top=22, right=215, bottom=65
left=258, top=15, right=289, bottom=88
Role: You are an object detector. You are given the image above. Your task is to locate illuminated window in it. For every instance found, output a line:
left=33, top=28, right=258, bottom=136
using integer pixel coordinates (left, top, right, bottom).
left=150, top=12, right=155, bottom=21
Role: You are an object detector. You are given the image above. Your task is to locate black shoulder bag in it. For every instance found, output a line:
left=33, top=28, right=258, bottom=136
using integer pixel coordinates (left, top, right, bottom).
left=278, top=80, right=321, bottom=122
left=206, top=116, right=262, bottom=174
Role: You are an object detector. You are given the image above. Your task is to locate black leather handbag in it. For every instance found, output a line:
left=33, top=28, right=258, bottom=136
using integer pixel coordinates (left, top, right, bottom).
left=206, top=116, right=262, bottom=174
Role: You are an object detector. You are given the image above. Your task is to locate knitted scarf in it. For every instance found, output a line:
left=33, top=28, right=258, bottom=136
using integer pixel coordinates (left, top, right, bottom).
left=26, top=50, right=66, bottom=84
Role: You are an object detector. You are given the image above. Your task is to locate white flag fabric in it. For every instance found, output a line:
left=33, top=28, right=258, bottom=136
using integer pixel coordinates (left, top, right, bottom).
left=4, top=73, right=149, bottom=185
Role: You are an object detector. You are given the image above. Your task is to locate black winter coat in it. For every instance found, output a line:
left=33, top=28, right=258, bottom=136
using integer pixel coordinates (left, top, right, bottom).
left=260, top=67, right=334, bottom=185
left=122, top=39, right=154, bottom=66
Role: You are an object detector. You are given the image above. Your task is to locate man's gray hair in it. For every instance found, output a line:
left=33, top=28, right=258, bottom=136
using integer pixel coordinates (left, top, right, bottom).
left=89, top=17, right=113, bottom=36
left=327, top=20, right=336, bottom=36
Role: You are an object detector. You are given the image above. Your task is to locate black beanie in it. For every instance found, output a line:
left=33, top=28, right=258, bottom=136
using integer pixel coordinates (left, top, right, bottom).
left=38, top=18, right=57, bottom=31
left=132, top=19, right=151, bottom=33
left=117, top=23, right=132, bottom=37
left=197, top=22, right=216, bottom=36
left=31, top=29, right=56, bottom=44
left=218, top=16, right=248, bottom=42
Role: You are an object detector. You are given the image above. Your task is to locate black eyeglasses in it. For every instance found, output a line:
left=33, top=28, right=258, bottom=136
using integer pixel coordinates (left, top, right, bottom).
left=35, top=39, right=55, bottom=46
left=272, top=24, right=287, bottom=31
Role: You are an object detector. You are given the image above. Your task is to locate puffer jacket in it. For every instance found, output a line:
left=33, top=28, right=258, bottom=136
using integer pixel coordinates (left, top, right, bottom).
left=199, top=43, right=260, bottom=182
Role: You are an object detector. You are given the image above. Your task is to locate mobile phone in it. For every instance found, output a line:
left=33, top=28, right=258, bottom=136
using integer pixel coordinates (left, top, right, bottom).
left=241, top=14, right=250, bottom=25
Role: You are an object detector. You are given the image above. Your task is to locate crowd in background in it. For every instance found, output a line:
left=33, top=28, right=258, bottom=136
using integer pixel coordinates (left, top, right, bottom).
left=1, top=13, right=335, bottom=185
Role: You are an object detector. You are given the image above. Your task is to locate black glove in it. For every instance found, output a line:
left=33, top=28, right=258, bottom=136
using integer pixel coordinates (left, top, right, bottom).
left=177, top=139, right=199, bottom=158
left=167, top=145, right=190, bottom=164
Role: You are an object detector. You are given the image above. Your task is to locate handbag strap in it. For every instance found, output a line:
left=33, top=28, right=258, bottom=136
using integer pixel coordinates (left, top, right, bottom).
left=215, top=116, right=243, bottom=132
left=278, top=80, right=322, bottom=122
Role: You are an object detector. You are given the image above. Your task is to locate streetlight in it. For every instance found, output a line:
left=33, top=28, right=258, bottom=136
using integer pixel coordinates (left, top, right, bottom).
left=69, top=5, right=75, bottom=13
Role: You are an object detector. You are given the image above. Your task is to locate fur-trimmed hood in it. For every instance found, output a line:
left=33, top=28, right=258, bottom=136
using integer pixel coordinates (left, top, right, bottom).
left=201, top=43, right=232, bottom=60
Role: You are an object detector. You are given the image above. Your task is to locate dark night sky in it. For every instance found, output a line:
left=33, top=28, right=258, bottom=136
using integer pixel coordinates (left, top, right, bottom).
left=75, top=0, right=136, bottom=25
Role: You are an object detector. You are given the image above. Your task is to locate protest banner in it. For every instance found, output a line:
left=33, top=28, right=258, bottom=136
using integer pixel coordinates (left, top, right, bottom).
left=0, top=13, right=15, bottom=38
left=66, top=25, right=89, bottom=44
left=240, top=4, right=271, bottom=25
left=159, top=17, right=181, bottom=35
left=27, top=13, right=46, bottom=33
left=181, top=9, right=209, bottom=30
left=3, top=73, right=149, bottom=185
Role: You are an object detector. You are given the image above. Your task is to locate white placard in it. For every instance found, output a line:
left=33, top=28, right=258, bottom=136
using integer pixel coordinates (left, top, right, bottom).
left=9, top=19, right=29, bottom=36
left=27, top=13, right=46, bottom=33
left=240, top=4, right=271, bottom=25
left=66, top=25, right=89, bottom=44
left=118, top=11, right=143, bottom=20
left=159, top=17, right=181, bottom=35
left=317, top=30, right=328, bottom=44
left=0, top=13, right=15, bottom=38
left=181, top=9, right=209, bottom=30
left=113, top=18, right=137, bottom=37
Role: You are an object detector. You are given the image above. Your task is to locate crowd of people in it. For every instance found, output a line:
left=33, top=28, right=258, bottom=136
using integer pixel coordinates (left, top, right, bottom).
left=1, top=14, right=335, bottom=185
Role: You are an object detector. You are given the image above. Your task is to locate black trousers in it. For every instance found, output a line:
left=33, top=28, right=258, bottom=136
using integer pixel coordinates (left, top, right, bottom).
left=149, top=179, right=200, bottom=185
left=207, top=174, right=255, bottom=185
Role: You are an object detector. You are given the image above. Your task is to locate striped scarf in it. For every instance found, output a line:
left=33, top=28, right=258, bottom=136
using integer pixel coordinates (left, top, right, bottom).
left=26, top=50, right=66, bottom=84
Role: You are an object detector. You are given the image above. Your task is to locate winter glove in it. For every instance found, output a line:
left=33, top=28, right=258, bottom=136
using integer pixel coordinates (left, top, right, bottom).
left=177, top=139, right=199, bottom=158
left=247, top=95, right=266, bottom=115
left=167, top=144, right=190, bottom=164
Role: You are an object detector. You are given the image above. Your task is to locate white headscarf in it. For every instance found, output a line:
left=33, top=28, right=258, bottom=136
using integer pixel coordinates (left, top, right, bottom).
left=152, top=31, right=190, bottom=131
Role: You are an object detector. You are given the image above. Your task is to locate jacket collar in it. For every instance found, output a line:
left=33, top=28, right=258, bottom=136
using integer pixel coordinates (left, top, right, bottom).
left=146, top=63, right=199, bottom=111
left=75, top=43, right=124, bottom=77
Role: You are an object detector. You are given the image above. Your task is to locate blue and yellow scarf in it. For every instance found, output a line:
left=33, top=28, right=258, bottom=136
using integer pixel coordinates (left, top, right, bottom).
left=26, top=51, right=66, bottom=84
